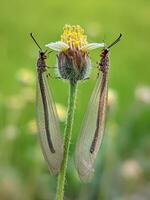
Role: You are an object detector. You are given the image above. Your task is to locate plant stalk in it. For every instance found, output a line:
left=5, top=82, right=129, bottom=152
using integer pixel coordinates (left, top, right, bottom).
left=56, top=81, right=77, bottom=200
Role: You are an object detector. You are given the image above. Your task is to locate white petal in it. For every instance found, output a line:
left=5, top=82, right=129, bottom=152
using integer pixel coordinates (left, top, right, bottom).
left=45, top=41, right=69, bottom=51
left=81, top=43, right=105, bottom=51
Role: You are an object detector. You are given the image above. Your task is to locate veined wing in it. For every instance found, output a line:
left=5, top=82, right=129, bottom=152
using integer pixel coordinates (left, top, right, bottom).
left=36, top=72, right=64, bottom=175
left=75, top=73, right=108, bottom=181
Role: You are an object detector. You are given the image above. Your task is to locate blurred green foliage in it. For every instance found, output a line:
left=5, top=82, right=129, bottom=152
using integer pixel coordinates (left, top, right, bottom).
left=0, top=0, right=150, bottom=199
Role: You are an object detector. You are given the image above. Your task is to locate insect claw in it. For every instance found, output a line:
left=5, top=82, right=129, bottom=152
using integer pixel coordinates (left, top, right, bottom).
left=46, top=73, right=51, bottom=78
left=83, top=77, right=90, bottom=81
left=46, top=73, right=49, bottom=78
left=56, top=76, right=62, bottom=79
left=94, top=71, right=100, bottom=80
left=46, top=73, right=61, bottom=80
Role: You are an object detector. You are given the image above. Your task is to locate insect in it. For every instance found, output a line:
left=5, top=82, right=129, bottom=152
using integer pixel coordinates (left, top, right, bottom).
left=30, top=33, right=64, bottom=175
left=75, top=34, right=122, bottom=182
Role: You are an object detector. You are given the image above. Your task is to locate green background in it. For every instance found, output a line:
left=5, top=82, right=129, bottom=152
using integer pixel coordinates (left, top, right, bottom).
left=0, top=0, right=150, bottom=199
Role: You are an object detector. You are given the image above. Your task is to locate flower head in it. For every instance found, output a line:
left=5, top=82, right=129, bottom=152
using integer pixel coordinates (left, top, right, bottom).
left=46, top=24, right=105, bottom=83
left=61, top=25, right=87, bottom=50
left=46, top=24, right=104, bottom=52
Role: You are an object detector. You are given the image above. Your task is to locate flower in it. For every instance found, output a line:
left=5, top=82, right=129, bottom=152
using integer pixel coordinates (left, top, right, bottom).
left=46, top=25, right=104, bottom=83
left=16, top=68, right=35, bottom=86
left=135, top=85, right=150, bottom=104
left=120, top=159, right=142, bottom=180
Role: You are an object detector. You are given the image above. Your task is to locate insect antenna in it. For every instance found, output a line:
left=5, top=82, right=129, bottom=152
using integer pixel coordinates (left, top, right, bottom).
left=30, top=32, right=42, bottom=51
left=107, top=33, right=122, bottom=49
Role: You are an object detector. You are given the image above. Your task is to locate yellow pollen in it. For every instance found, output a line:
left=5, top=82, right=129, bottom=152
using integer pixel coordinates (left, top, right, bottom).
left=61, top=24, right=88, bottom=49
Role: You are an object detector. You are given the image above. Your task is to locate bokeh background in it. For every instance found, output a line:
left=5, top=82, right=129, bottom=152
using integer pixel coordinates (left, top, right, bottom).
left=0, top=0, right=150, bottom=199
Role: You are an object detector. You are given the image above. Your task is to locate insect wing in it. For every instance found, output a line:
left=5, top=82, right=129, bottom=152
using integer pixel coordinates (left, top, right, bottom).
left=75, top=74, right=108, bottom=181
left=36, top=72, right=64, bottom=175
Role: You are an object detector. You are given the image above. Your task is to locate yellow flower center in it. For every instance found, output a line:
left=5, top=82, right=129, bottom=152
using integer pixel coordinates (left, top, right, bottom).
left=61, top=24, right=88, bottom=49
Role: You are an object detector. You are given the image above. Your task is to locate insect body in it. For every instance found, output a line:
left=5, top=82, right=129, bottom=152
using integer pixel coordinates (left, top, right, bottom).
left=37, top=50, right=55, bottom=153
left=75, top=34, right=122, bottom=181
left=90, top=48, right=109, bottom=154
left=30, top=33, right=64, bottom=175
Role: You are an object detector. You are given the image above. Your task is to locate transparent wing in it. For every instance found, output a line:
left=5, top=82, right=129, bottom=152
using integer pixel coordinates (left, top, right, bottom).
left=36, top=72, right=64, bottom=175
left=75, top=73, right=108, bottom=182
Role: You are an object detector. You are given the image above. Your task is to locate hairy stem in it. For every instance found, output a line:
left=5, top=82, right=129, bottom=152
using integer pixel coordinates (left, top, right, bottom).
left=56, top=81, right=77, bottom=200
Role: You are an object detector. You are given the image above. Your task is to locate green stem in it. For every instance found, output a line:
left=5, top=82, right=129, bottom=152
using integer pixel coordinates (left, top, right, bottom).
left=56, top=81, right=77, bottom=200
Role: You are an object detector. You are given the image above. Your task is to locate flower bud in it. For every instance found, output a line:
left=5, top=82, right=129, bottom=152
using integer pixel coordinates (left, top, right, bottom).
left=57, top=50, right=91, bottom=83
